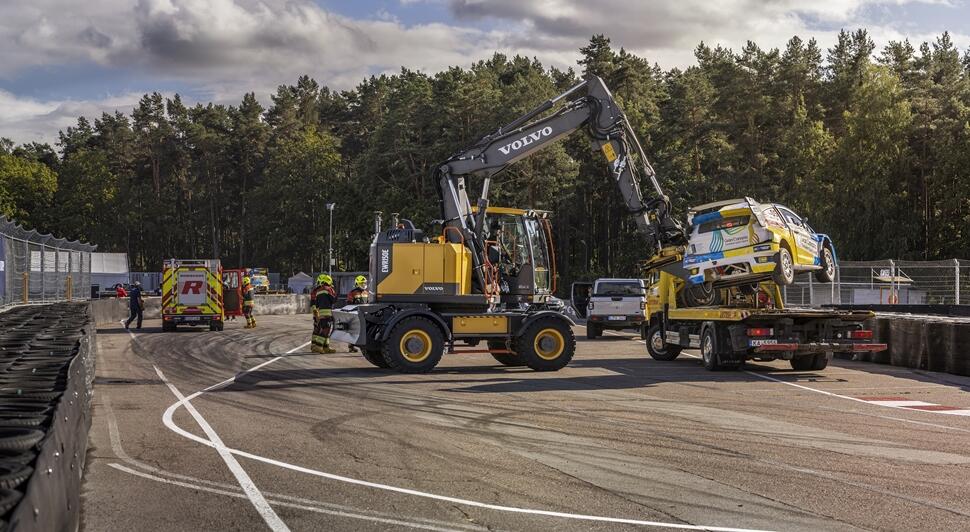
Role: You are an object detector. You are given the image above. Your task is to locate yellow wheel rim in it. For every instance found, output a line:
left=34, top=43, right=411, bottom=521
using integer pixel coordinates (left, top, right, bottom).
left=534, top=328, right=565, bottom=360
left=399, top=329, right=433, bottom=363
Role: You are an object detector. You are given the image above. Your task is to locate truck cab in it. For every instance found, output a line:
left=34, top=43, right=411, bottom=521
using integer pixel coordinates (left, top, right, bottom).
left=585, top=278, right=647, bottom=339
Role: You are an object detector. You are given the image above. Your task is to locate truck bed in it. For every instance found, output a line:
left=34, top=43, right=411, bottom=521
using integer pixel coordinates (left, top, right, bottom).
left=667, top=306, right=874, bottom=322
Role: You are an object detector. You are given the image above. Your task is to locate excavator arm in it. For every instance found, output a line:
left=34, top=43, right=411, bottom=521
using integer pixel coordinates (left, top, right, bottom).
left=435, top=76, right=687, bottom=290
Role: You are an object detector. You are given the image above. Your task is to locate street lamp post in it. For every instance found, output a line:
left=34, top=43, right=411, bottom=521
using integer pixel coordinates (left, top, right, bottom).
left=326, top=203, right=335, bottom=275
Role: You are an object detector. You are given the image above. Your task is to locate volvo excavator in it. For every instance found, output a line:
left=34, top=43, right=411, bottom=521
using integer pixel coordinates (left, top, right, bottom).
left=331, top=75, right=690, bottom=373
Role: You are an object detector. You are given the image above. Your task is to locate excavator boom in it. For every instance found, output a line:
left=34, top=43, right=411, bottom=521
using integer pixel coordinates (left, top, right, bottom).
left=435, top=76, right=686, bottom=291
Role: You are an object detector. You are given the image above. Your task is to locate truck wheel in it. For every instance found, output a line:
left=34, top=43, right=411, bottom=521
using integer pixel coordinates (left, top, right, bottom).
left=645, top=322, right=681, bottom=361
left=515, top=317, right=575, bottom=371
left=815, top=245, right=836, bottom=283
left=362, top=348, right=390, bottom=368
left=209, top=322, right=224, bottom=331
left=789, top=356, right=815, bottom=371
left=810, top=353, right=829, bottom=370
left=585, top=324, right=600, bottom=339
left=488, top=340, right=525, bottom=367
left=700, top=325, right=722, bottom=371
left=382, top=317, right=444, bottom=373
left=162, top=321, right=176, bottom=332
left=772, top=247, right=796, bottom=286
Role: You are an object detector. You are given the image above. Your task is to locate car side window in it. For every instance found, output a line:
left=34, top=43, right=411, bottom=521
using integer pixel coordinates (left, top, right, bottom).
left=777, top=207, right=803, bottom=228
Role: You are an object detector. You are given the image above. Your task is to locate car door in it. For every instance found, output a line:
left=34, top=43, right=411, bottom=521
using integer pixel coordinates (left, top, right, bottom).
left=776, top=206, right=817, bottom=265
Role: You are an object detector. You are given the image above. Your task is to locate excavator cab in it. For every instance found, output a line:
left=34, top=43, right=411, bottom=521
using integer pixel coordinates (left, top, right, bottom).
left=479, top=207, right=555, bottom=307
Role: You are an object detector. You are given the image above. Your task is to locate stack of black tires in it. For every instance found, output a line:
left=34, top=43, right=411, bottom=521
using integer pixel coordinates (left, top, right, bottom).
left=0, top=304, right=92, bottom=530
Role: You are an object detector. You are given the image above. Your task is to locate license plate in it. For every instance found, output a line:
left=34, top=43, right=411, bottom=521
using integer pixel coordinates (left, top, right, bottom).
left=183, top=316, right=200, bottom=322
left=749, top=339, right=778, bottom=346
left=608, top=315, right=625, bottom=321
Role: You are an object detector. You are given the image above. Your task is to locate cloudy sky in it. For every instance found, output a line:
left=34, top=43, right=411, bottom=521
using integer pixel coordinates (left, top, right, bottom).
left=1, top=0, right=967, bottom=146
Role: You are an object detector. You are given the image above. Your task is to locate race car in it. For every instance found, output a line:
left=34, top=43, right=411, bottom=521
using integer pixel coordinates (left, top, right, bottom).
left=683, top=198, right=837, bottom=289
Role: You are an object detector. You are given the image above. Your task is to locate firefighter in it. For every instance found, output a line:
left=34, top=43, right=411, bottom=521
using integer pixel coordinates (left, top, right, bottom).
left=345, top=275, right=369, bottom=352
left=311, top=274, right=337, bottom=354
left=242, top=276, right=256, bottom=328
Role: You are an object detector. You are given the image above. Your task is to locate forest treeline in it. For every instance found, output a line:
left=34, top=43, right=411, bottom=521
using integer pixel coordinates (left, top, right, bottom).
left=1, top=31, right=968, bottom=290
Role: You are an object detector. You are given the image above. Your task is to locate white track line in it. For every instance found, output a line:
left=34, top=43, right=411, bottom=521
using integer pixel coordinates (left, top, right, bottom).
left=159, top=335, right=773, bottom=532
left=108, top=464, right=462, bottom=532
left=103, top=397, right=486, bottom=531
left=582, top=326, right=970, bottom=428
left=123, top=319, right=292, bottom=531
left=154, top=365, right=290, bottom=532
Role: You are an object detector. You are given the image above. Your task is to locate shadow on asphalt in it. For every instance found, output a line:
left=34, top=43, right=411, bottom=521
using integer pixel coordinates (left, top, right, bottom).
left=212, top=355, right=845, bottom=395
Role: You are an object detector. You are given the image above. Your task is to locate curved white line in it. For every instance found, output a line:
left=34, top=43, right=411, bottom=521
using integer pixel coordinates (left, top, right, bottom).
left=160, top=344, right=774, bottom=532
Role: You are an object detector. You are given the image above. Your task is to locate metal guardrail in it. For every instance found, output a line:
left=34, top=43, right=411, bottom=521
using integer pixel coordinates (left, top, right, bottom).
left=0, top=215, right=96, bottom=307
left=784, top=259, right=970, bottom=307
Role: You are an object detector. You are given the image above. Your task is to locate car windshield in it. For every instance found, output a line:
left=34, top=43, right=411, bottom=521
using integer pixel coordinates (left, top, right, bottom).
left=595, top=282, right=643, bottom=296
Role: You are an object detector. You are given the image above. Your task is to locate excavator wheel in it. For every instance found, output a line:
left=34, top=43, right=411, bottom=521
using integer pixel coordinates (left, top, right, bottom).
left=381, top=317, right=444, bottom=373
left=362, top=348, right=390, bottom=368
left=487, top=339, right=526, bottom=367
left=514, top=317, right=575, bottom=372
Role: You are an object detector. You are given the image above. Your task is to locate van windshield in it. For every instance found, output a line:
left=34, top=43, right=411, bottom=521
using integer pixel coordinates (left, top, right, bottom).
left=595, top=282, right=643, bottom=296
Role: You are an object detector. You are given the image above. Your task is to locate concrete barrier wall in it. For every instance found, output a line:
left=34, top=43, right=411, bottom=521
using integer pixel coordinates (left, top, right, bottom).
left=88, top=294, right=311, bottom=326
left=849, top=317, right=970, bottom=377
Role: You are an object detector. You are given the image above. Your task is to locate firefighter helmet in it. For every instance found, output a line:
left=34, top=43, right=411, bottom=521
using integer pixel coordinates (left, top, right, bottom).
left=354, top=275, right=367, bottom=288
left=242, top=276, right=251, bottom=286
left=317, top=274, right=333, bottom=286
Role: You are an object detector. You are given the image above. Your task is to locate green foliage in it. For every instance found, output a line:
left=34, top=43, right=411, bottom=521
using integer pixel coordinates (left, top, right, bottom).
left=4, top=31, right=970, bottom=291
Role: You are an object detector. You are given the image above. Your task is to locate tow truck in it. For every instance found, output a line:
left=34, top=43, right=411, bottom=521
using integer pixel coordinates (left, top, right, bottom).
left=642, top=275, right=886, bottom=370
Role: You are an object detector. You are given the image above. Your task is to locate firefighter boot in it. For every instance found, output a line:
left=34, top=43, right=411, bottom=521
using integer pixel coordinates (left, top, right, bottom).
left=321, top=340, right=337, bottom=354
left=348, top=344, right=358, bottom=353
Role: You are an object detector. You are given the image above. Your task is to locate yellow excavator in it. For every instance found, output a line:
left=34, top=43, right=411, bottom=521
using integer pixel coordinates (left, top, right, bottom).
left=331, top=76, right=688, bottom=373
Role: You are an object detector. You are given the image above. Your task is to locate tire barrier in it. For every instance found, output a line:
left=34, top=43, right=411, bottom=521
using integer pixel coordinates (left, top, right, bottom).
left=0, top=303, right=95, bottom=531
left=852, top=316, right=970, bottom=377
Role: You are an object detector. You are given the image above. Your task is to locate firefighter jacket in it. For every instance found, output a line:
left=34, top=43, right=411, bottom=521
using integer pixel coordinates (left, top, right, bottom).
left=311, top=284, right=336, bottom=319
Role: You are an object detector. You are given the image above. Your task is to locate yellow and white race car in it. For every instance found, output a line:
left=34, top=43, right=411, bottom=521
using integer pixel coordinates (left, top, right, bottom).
left=683, top=198, right=837, bottom=290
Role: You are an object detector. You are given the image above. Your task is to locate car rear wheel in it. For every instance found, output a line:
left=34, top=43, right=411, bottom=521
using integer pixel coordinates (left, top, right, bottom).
left=585, top=324, right=600, bottom=339
left=815, top=245, right=836, bottom=283
left=772, top=247, right=796, bottom=286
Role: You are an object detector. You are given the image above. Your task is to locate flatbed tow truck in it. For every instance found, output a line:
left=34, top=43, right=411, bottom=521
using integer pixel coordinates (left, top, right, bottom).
left=642, top=276, right=887, bottom=370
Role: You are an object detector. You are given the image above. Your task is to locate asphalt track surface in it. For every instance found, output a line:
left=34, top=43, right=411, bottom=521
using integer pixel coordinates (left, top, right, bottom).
left=81, top=315, right=970, bottom=531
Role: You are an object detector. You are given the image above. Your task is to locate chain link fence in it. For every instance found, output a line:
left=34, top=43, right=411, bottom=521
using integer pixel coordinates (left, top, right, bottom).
left=783, top=259, right=970, bottom=307
left=0, top=215, right=96, bottom=308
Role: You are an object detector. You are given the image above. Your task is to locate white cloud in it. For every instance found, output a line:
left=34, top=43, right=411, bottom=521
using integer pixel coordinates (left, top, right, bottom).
left=0, top=90, right=147, bottom=146
left=0, top=0, right=966, bottom=145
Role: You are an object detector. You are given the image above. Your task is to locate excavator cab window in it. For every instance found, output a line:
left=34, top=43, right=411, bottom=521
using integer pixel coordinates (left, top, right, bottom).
left=525, top=217, right=551, bottom=293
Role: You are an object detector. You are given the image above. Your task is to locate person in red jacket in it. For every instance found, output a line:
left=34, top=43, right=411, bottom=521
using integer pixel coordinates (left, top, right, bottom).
left=115, top=284, right=128, bottom=298
left=311, top=274, right=337, bottom=354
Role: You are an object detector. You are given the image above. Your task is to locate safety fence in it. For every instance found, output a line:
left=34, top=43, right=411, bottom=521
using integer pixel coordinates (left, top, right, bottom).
left=0, top=215, right=96, bottom=308
left=783, top=259, right=970, bottom=307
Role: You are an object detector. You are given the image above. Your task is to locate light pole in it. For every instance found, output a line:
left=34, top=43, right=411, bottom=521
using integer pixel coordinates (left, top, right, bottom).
left=326, top=203, right=335, bottom=275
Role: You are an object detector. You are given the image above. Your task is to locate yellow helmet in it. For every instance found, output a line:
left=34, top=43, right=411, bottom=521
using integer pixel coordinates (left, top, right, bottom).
left=316, top=274, right=333, bottom=286
left=242, top=276, right=251, bottom=286
left=355, top=275, right=367, bottom=288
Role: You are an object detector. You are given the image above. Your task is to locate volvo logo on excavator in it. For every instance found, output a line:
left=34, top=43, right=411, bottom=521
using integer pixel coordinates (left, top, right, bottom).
left=498, top=126, right=553, bottom=155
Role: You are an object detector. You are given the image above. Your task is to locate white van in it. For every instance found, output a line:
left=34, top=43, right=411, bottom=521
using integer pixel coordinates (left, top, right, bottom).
left=585, top=278, right=646, bottom=339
